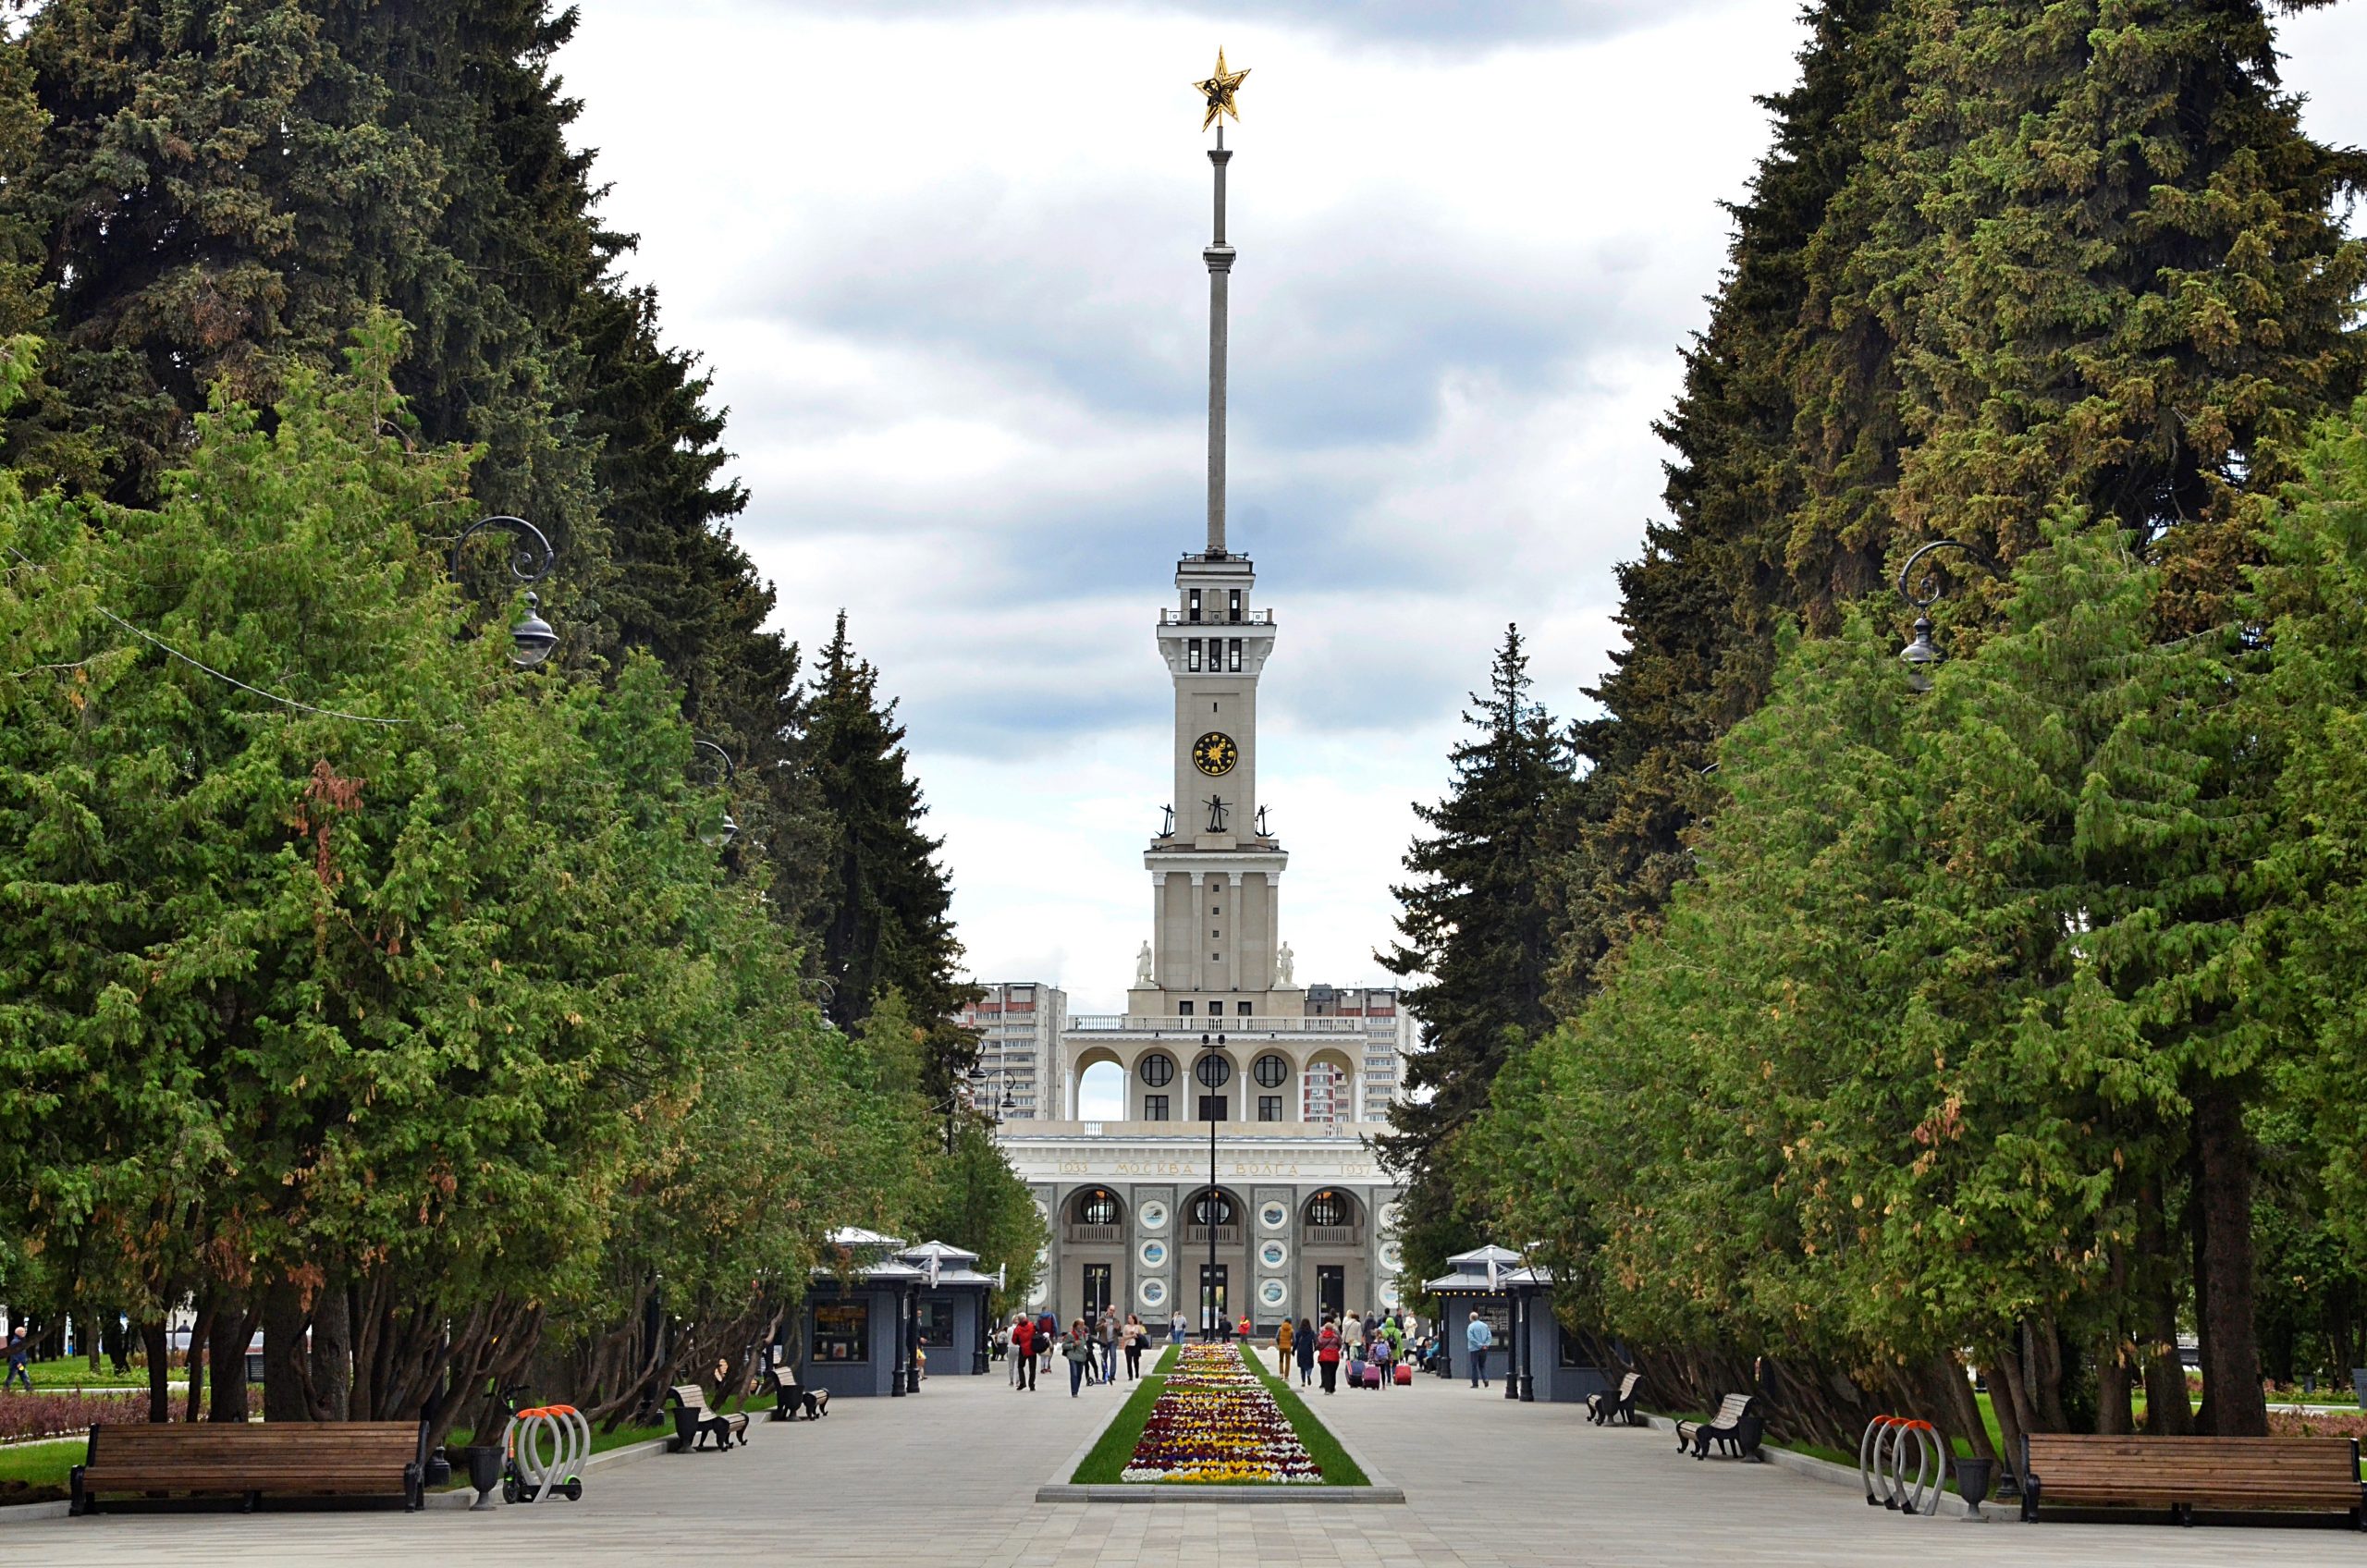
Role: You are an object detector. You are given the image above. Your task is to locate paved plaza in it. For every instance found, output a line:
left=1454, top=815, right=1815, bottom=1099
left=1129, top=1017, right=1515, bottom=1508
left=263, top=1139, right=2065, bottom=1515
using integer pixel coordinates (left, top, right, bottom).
left=8, top=1366, right=2361, bottom=1566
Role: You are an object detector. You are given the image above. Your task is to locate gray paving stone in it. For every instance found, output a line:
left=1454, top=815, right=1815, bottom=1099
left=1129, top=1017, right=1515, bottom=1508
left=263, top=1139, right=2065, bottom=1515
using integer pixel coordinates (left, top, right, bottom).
left=7, top=1364, right=2363, bottom=1563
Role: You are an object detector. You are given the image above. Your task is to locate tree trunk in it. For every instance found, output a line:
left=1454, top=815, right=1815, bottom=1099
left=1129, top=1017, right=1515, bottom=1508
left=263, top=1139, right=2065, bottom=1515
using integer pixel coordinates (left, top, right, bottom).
left=141, top=1320, right=171, bottom=1424
left=261, top=1279, right=312, bottom=1423
left=184, top=1297, right=214, bottom=1426
left=2191, top=1077, right=2267, bottom=1436
left=2140, top=1188, right=2194, bottom=1435
left=1931, top=1353, right=1994, bottom=1466
left=207, top=1294, right=251, bottom=1424
left=308, top=1274, right=351, bottom=1421
left=1983, top=1351, right=2031, bottom=1488
left=2095, top=1344, right=2134, bottom=1435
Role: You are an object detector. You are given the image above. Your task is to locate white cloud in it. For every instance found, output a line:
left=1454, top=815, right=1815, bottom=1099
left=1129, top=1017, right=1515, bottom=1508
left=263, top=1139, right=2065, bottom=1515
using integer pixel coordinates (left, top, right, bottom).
left=561, top=1, right=2367, bottom=1013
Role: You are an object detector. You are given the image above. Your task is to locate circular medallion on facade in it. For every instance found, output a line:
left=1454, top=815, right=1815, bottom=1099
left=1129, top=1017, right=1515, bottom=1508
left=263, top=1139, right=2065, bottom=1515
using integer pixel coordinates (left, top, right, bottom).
left=1192, top=731, right=1238, bottom=777
left=1257, top=1199, right=1288, bottom=1232
left=1258, top=1239, right=1288, bottom=1270
left=1379, top=1201, right=1402, bottom=1231
left=1379, top=1242, right=1401, bottom=1269
left=1257, top=1278, right=1288, bottom=1309
left=1139, top=1239, right=1168, bottom=1269
left=1139, top=1199, right=1169, bottom=1231
left=1139, top=1277, right=1169, bottom=1309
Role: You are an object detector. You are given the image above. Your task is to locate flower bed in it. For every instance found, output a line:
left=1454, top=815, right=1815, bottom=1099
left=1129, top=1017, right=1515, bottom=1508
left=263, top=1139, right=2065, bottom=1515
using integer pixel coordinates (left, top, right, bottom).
left=1, top=1390, right=148, bottom=1444
left=1120, top=1343, right=1321, bottom=1484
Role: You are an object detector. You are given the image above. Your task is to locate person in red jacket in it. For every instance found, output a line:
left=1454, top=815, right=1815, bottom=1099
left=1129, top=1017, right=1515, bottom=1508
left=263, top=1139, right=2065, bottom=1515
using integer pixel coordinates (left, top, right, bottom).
left=1011, top=1314, right=1036, bottom=1391
left=1316, top=1318, right=1343, bottom=1395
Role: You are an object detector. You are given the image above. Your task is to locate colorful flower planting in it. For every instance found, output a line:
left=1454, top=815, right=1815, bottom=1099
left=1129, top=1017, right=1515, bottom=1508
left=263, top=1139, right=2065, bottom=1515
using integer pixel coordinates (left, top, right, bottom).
left=1121, top=1343, right=1323, bottom=1484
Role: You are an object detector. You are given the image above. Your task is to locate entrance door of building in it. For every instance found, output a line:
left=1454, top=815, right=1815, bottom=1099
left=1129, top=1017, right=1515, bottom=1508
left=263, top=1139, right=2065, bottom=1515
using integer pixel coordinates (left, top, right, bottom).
left=1083, top=1264, right=1112, bottom=1322
left=1317, top=1265, right=1345, bottom=1324
left=1198, top=1265, right=1228, bottom=1335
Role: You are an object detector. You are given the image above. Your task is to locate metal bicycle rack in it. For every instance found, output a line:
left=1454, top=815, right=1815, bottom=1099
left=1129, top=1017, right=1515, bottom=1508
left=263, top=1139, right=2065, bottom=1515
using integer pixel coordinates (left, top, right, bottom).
left=1858, top=1415, right=1944, bottom=1517
left=500, top=1403, right=592, bottom=1503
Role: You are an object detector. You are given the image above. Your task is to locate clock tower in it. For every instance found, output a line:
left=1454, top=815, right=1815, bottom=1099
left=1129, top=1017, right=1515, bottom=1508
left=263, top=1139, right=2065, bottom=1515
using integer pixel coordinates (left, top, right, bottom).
left=1128, top=118, right=1297, bottom=1017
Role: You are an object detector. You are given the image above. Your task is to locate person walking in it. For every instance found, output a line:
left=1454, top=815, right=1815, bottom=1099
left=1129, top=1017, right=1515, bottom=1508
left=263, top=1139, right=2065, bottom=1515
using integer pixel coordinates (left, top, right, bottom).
left=1098, top=1307, right=1120, bottom=1385
left=1122, top=1314, right=1147, bottom=1378
left=1381, top=1314, right=1405, bottom=1372
left=1170, top=1307, right=1188, bottom=1344
left=3, top=1329, right=30, bottom=1393
left=1466, top=1312, right=1494, bottom=1389
left=1369, top=1329, right=1393, bottom=1391
left=1011, top=1314, right=1036, bottom=1391
left=1317, top=1318, right=1342, bottom=1394
left=1037, top=1309, right=1057, bottom=1377
left=1343, top=1311, right=1364, bottom=1362
left=1273, top=1316, right=1294, bottom=1378
left=1294, top=1317, right=1316, bottom=1387
left=1064, top=1319, right=1093, bottom=1397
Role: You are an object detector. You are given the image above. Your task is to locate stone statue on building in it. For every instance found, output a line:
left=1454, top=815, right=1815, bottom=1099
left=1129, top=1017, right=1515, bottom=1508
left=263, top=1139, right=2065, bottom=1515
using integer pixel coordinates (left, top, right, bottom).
left=1277, top=940, right=1294, bottom=986
left=1135, top=941, right=1155, bottom=986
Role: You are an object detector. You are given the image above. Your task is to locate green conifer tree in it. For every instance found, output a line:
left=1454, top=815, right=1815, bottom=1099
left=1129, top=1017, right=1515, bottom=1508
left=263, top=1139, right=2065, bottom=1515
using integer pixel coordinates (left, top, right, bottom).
left=805, top=612, right=977, bottom=1090
left=1377, top=626, right=1573, bottom=1287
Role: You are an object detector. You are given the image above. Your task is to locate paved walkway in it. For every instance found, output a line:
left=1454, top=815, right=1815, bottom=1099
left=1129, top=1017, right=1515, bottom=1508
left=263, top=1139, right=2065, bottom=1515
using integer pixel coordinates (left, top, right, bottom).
left=10, top=1360, right=2361, bottom=1564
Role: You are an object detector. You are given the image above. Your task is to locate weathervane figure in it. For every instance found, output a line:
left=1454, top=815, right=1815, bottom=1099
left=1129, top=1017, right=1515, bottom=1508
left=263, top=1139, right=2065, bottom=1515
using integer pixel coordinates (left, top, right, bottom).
left=1195, top=47, right=1249, bottom=133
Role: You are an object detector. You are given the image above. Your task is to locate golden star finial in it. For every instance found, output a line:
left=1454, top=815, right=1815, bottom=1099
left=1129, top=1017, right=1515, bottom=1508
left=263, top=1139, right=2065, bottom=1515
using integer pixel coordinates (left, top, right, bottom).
left=1195, top=48, right=1249, bottom=133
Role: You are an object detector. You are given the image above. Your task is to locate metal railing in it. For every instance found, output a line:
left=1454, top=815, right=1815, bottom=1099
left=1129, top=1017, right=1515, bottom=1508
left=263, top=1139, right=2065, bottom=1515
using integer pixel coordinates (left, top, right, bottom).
left=1302, top=1226, right=1363, bottom=1247
left=1159, top=609, right=1274, bottom=626
left=1064, top=1223, right=1123, bottom=1245
left=1069, top=1015, right=1370, bottom=1034
left=1184, top=1225, right=1241, bottom=1245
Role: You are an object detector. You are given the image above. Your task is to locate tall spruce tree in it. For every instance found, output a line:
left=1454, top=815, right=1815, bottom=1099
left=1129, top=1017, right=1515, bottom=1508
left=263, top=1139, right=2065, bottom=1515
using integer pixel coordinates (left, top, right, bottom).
left=805, top=612, right=976, bottom=1091
left=1378, top=626, right=1574, bottom=1287
left=1554, top=0, right=1914, bottom=1008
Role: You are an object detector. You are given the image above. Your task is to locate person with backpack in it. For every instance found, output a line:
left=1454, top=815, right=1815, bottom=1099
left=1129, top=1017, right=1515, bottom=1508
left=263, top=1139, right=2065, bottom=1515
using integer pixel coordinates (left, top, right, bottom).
left=1316, top=1318, right=1343, bottom=1394
left=1294, top=1317, right=1316, bottom=1387
left=1368, top=1328, right=1393, bottom=1390
left=1036, top=1309, right=1057, bottom=1376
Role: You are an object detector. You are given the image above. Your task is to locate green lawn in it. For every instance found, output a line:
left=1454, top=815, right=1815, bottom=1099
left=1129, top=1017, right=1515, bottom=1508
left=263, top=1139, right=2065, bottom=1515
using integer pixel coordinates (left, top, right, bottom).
left=1070, top=1343, right=1177, bottom=1483
left=22, top=1362, right=157, bottom=1391
left=1239, top=1344, right=1370, bottom=1486
left=0, top=1437, right=83, bottom=1504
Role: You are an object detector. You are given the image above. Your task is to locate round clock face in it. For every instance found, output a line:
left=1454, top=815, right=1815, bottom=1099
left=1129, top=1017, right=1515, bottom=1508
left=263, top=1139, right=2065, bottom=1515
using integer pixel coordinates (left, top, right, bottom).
left=1193, top=731, right=1239, bottom=777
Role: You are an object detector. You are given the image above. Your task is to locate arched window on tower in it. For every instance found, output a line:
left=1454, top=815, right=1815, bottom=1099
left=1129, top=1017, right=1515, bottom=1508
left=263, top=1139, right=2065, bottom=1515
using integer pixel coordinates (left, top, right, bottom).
left=1074, top=1187, right=1122, bottom=1227
left=1190, top=1190, right=1236, bottom=1227
left=1306, top=1190, right=1352, bottom=1229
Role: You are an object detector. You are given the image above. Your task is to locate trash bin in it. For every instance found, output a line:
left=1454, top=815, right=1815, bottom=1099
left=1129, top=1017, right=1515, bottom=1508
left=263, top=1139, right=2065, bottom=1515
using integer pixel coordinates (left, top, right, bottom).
left=1954, top=1455, right=1995, bottom=1522
left=2352, top=1368, right=2367, bottom=1408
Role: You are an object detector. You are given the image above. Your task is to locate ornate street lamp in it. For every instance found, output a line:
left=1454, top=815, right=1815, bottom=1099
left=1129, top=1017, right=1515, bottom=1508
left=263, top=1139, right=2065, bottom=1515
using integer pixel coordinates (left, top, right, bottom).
left=691, top=738, right=740, bottom=848
left=1895, top=539, right=2002, bottom=691
left=448, top=515, right=559, bottom=668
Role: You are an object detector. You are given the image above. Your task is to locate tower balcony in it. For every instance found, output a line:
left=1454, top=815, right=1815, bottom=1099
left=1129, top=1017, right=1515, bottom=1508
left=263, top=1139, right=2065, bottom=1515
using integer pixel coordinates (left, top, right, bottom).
left=1159, top=607, right=1273, bottom=626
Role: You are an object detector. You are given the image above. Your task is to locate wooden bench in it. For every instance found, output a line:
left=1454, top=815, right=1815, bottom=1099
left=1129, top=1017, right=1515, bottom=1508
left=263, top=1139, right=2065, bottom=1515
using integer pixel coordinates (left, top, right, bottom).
left=765, top=1366, right=830, bottom=1422
left=69, top=1420, right=426, bottom=1515
left=667, top=1384, right=749, bottom=1452
left=2022, top=1433, right=2365, bottom=1527
left=1588, top=1371, right=1643, bottom=1427
left=1674, top=1393, right=1764, bottom=1461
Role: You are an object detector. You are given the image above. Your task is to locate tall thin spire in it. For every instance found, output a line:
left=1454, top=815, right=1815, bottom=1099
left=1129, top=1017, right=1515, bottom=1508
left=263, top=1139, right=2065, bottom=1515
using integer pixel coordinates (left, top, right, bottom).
left=1205, top=129, right=1233, bottom=558
left=1192, top=50, right=1249, bottom=559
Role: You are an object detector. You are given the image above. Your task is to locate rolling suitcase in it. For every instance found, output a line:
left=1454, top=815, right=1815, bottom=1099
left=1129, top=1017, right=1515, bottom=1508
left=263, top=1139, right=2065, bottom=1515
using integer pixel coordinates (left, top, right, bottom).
left=1361, top=1363, right=1383, bottom=1389
left=1393, top=1364, right=1413, bottom=1386
left=1349, top=1358, right=1366, bottom=1385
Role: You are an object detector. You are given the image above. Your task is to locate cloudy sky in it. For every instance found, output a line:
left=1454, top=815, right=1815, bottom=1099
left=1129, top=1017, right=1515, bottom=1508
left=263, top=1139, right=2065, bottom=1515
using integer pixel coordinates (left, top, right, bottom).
left=559, top=2, right=2367, bottom=1016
